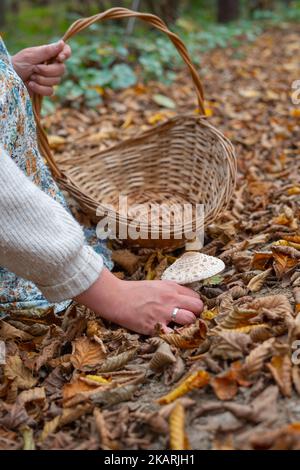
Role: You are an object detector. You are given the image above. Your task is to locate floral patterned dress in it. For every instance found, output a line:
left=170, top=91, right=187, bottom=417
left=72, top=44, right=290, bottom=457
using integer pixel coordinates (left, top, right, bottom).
left=0, top=37, right=112, bottom=318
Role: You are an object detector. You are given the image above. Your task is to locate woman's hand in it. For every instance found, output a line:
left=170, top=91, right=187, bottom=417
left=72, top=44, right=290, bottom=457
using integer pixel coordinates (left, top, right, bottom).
left=75, top=268, right=204, bottom=335
left=12, top=40, right=71, bottom=96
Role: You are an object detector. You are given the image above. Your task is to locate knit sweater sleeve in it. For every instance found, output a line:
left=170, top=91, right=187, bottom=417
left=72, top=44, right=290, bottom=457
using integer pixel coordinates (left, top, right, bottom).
left=0, top=145, right=104, bottom=302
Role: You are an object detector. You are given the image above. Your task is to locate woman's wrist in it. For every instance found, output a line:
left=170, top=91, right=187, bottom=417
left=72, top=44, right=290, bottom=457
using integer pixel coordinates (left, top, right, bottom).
left=74, top=267, right=124, bottom=318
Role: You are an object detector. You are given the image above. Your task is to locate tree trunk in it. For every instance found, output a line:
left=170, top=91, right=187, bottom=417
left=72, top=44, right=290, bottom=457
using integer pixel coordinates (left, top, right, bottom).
left=217, top=0, right=240, bottom=23
left=249, top=0, right=274, bottom=12
left=144, top=0, right=181, bottom=25
left=10, top=1, right=20, bottom=16
left=0, top=0, right=6, bottom=27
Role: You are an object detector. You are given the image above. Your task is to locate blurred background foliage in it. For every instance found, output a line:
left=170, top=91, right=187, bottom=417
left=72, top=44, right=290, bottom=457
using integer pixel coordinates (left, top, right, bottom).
left=1, top=0, right=299, bottom=110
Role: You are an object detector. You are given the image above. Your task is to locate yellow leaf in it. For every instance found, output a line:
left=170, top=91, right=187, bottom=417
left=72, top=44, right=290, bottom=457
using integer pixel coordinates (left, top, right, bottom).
left=204, top=107, right=213, bottom=117
left=291, top=109, right=300, bottom=118
left=158, top=370, right=210, bottom=405
left=122, top=112, right=134, bottom=129
left=202, top=308, right=218, bottom=321
left=287, top=186, right=300, bottom=195
left=169, top=403, right=190, bottom=450
left=148, top=111, right=173, bottom=125
left=273, top=239, right=300, bottom=250
left=85, top=375, right=110, bottom=384
left=90, top=85, right=105, bottom=96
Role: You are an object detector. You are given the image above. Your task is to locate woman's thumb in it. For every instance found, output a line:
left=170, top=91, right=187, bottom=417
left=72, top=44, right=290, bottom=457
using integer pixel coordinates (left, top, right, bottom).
left=34, top=40, right=64, bottom=63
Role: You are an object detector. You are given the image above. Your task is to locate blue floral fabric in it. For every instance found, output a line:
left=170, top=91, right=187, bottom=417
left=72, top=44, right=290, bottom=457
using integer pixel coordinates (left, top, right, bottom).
left=0, top=37, right=112, bottom=318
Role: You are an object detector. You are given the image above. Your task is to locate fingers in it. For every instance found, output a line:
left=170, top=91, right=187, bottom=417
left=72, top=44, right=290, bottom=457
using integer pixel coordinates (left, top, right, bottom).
left=57, top=43, right=72, bottom=63
left=27, top=81, right=54, bottom=96
left=176, top=284, right=201, bottom=299
left=163, top=280, right=201, bottom=299
left=30, top=74, right=61, bottom=87
left=176, top=295, right=204, bottom=315
left=31, top=40, right=65, bottom=64
left=34, top=62, right=66, bottom=77
left=171, top=309, right=196, bottom=326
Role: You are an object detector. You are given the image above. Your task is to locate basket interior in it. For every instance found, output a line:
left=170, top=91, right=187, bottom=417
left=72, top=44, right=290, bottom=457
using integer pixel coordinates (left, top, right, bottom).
left=60, top=115, right=234, bottom=226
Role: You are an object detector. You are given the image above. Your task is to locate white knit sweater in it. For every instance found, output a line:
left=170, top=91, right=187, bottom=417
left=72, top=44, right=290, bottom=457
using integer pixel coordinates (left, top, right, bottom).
left=0, top=145, right=103, bottom=302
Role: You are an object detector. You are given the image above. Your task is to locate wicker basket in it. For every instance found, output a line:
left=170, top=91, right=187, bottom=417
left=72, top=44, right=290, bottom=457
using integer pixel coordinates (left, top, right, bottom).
left=33, top=7, right=236, bottom=249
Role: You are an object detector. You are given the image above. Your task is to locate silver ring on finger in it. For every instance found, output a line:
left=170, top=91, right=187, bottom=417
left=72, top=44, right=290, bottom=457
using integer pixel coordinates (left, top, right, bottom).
left=171, top=307, right=180, bottom=322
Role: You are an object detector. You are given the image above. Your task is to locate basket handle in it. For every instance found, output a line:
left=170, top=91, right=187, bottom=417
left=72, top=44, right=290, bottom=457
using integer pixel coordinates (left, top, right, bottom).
left=32, top=7, right=206, bottom=178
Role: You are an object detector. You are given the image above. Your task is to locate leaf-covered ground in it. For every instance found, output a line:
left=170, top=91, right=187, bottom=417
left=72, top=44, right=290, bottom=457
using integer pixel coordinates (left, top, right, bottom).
left=1, top=25, right=300, bottom=450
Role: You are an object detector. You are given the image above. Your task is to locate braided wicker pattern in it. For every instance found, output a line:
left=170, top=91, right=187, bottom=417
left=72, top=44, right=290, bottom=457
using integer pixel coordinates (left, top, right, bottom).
left=32, top=8, right=237, bottom=249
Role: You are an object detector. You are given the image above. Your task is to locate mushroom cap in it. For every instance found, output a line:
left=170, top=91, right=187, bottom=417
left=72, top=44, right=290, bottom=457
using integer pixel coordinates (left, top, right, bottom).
left=161, top=252, right=225, bottom=284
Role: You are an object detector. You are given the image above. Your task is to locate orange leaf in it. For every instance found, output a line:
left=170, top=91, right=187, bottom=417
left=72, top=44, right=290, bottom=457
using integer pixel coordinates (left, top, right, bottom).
left=71, top=337, right=106, bottom=371
left=63, top=378, right=95, bottom=402
left=230, top=361, right=253, bottom=387
left=251, top=252, right=273, bottom=270
left=272, top=214, right=291, bottom=226
left=211, top=370, right=238, bottom=401
left=158, top=370, right=210, bottom=405
left=271, top=248, right=299, bottom=278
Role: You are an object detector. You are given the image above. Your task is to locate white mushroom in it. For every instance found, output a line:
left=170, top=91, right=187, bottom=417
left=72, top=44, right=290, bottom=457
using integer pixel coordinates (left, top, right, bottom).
left=161, top=252, right=225, bottom=285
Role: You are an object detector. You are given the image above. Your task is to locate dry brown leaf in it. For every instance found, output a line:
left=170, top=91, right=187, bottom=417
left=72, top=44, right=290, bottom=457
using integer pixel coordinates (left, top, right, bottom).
left=211, top=370, right=238, bottom=401
left=242, top=338, right=275, bottom=377
left=271, top=245, right=300, bottom=278
left=250, top=423, right=300, bottom=450
left=111, top=249, right=141, bottom=274
left=4, top=355, right=38, bottom=390
left=159, top=319, right=207, bottom=349
left=0, top=403, right=35, bottom=430
left=149, top=342, right=176, bottom=371
left=71, top=337, right=106, bottom=371
left=219, top=307, right=258, bottom=329
left=251, top=252, right=273, bottom=270
left=97, top=347, right=138, bottom=372
left=165, top=355, right=185, bottom=385
left=90, top=383, right=140, bottom=406
left=63, top=378, right=101, bottom=402
left=93, top=408, right=113, bottom=450
left=247, top=268, right=273, bottom=292
left=243, top=294, right=293, bottom=322
left=292, top=366, right=300, bottom=395
left=267, top=354, right=292, bottom=397
left=0, top=321, right=33, bottom=341
left=17, top=387, right=46, bottom=407
left=211, top=330, right=252, bottom=360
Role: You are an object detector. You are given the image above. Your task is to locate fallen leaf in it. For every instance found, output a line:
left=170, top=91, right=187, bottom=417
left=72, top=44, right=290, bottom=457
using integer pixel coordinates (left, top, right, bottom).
left=158, top=370, right=210, bottom=405
left=71, top=337, right=106, bottom=371
left=169, top=402, right=190, bottom=450
left=4, top=355, right=38, bottom=390
left=153, top=94, right=176, bottom=109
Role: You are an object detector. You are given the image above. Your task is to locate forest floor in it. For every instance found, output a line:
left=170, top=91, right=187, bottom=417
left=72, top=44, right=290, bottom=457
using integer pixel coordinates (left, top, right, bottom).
left=1, top=24, right=300, bottom=450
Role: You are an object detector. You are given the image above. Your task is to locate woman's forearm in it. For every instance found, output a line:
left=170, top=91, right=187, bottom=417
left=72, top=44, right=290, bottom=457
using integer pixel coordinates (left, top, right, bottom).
left=0, top=145, right=103, bottom=302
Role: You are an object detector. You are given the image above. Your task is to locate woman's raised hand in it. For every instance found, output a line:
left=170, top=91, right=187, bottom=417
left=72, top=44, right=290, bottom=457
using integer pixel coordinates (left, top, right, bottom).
left=12, top=40, right=71, bottom=96
left=75, top=268, right=204, bottom=336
